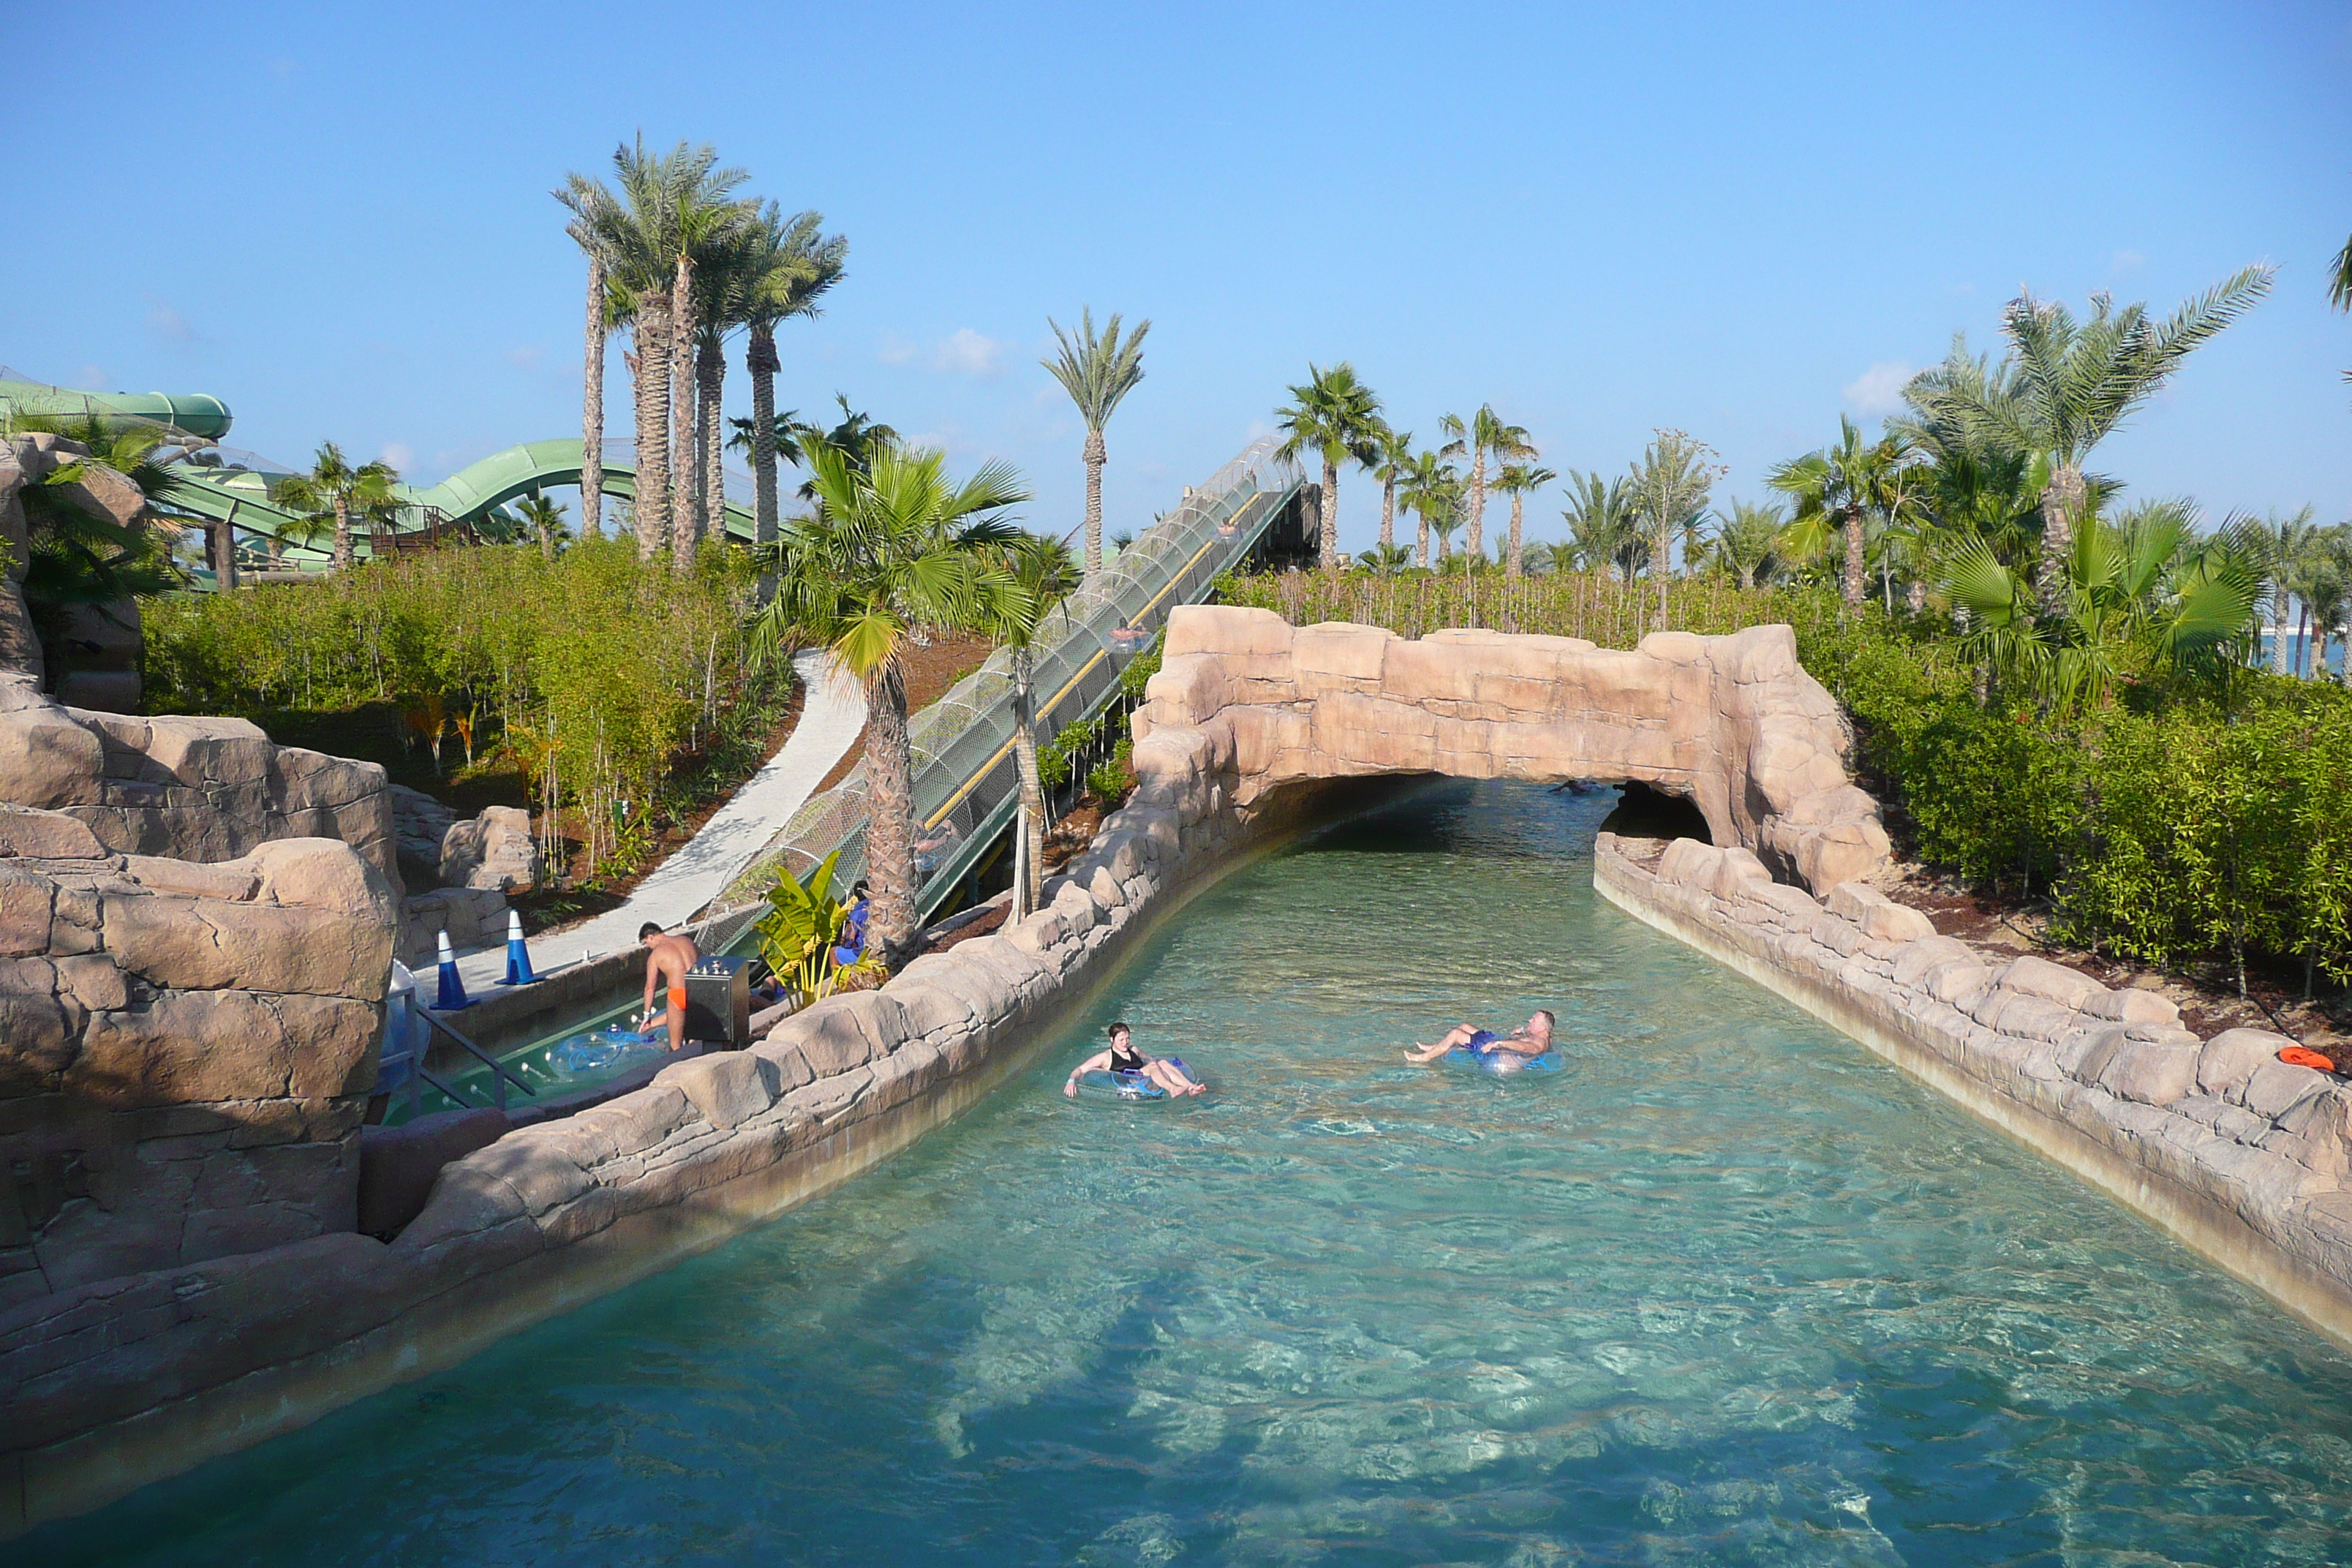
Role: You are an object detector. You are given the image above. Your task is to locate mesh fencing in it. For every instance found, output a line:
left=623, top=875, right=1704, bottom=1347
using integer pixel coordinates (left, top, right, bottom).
left=713, top=438, right=1300, bottom=922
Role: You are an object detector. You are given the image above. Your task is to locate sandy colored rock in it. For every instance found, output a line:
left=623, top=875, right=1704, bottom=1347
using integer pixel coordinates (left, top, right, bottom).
left=2200, top=1028, right=2297, bottom=1098
left=440, top=805, right=543, bottom=894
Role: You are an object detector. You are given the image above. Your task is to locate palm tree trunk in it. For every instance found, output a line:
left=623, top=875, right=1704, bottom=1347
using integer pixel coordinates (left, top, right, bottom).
left=631, top=312, right=671, bottom=558
left=1082, top=427, right=1106, bottom=576
left=1416, top=511, right=1429, bottom=569
left=670, top=257, right=696, bottom=573
left=2037, top=464, right=2084, bottom=620
left=1842, top=508, right=1866, bottom=607
left=2272, top=581, right=2293, bottom=674
left=747, top=325, right=780, bottom=550
left=1739, top=564, right=1756, bottom=592
left=696, top=330, right=725, bottom=557
left=2339, top=614, right=2351, bottom=690
left=1011, top=649, right=1044, bottom=916
left=581, top=251, right=605, bottom=538
left=1507, top=493, right=1526, bottom=578
left=862, top=661, right=919, bottom=960
left=1466, top=458, right=1485, bottom=562
left=1379, top=478, right=1395, bottom=551
left=1319, top=459, right=1339, bottom=570
left=331, top=494, right=353, bottom=572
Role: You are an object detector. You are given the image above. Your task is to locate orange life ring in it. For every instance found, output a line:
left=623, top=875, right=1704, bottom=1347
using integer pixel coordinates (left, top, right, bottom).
left=2279, top=1046, right=2337, bottom=1074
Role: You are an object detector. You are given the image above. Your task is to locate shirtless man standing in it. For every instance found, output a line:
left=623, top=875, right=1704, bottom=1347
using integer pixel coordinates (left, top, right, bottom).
left=639, top=921, right=698, bottom=1052
left=1405, top=1010, right=1555, bottom=1064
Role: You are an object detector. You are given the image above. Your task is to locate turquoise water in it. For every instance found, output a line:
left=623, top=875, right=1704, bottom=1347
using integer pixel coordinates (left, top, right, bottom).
left=39, top=783, right=2352, bottom=1564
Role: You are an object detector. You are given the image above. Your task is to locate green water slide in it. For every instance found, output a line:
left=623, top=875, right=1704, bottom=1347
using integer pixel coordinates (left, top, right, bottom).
left=0, top=379, right=234, bottom=440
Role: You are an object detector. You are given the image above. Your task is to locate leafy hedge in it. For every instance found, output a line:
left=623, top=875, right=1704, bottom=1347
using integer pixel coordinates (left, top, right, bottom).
left=143, top=540, right=772, bottom=870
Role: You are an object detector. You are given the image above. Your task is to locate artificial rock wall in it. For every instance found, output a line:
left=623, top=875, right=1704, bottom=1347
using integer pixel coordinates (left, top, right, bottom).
left=1132, top=606, right=1890, bottom=892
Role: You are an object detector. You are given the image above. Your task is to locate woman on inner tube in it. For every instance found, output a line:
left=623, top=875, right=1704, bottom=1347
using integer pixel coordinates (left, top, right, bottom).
left=1064, top=1021, right=1205, bottom=1098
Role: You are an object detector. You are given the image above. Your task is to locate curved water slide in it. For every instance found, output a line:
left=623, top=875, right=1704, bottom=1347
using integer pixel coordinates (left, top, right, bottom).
left=153, top=439, right=755, bottom=559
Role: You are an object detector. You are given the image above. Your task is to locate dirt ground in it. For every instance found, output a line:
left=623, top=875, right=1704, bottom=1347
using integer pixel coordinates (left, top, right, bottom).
left=811, top=633, right=997, bottom=794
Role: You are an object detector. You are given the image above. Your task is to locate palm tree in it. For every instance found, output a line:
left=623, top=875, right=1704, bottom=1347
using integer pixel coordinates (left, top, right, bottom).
left=670, top=186, right=758, bottom=571
left=1439, top=406, right=1535, bottom=563
left=1768, top=416, right=1906, bottom=608
left=2331, top=229, right=2352, bottom=400
left=1369, top=424, right=1414, bottom=552
left=747, top=444, right=1028, bottom=957
left=735, top=207, right=846, bottom=559
left=1490, top=462, right=1557, bottom=578
left=270, top=442, right=399, bottom=572
left=556, top=206, right=611, bottom=538
left=1710, top=500, right=1786, bottom=589
left=1354, top=543, right=1414, bottom=575
left=1916, top=268, right=2273, bottom=617
left=1942, top=500, right=2261, bottom=710
left=1274, top=363, right=1382, bottom=570
left=1395, top=450, right=1458, bottom=568
left=1043, top=309, right=1150, bottom=577
left=2242, top=506, right=2320, bottom=673
left=1628, top=430, right=1723, bottom=627
left=514, top=494, right=567, bottom=560
left=973, top=531, right=1078, bottom=919
left=1558, top=470, right=1642, bottom=580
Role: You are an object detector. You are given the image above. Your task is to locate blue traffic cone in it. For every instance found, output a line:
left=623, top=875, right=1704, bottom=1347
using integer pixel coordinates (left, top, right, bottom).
left=499, top=910, right=538, bottom=986
left=434, top=930, right=472, bottom=1010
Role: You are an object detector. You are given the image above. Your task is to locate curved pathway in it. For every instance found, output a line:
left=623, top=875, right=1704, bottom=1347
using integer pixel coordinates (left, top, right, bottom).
left=453, top=649, right=864, bottom=990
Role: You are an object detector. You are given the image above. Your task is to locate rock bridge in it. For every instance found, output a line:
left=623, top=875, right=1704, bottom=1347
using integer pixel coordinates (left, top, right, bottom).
left=1128, top=606, right=1889, bottom=894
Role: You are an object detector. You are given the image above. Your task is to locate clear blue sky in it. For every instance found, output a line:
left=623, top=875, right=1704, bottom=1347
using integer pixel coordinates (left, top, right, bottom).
left=7, top=1, right=2346, bottom=553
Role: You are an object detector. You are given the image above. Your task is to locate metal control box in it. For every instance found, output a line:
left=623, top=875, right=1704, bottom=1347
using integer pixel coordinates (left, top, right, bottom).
left=680, top=955, right=752, bottom=1049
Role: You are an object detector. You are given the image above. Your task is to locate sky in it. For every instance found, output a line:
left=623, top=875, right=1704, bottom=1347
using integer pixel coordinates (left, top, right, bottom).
left=5, top=1, right=2348, bottom=556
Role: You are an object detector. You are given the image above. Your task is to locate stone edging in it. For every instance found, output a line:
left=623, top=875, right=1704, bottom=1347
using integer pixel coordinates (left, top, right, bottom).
left=1591, top=830, right=2352, bottom=1347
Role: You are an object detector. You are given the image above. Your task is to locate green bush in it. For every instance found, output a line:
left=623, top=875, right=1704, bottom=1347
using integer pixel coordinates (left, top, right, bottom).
left=142, top=539, right=768, bottom=871
left=1086, top=737, right=1134, bottom=806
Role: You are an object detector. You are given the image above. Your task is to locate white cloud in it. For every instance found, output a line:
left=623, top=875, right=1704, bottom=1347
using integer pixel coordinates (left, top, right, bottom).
left=1840, top=361, right=1915, bottom=418
left=73, top=364, right=108, bottom=390
left=146, top=303, right=195, bottom=343
left=932, top=328, right=1004, bottom=377
left=380, top=442, right=415, bottom=472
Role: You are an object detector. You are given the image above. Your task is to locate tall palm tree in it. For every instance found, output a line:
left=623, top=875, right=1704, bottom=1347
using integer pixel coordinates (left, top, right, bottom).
left=1559, top=470, right=1643, bottom=580
left=1274, top=363, right=1382, bottom=570
left=557, top=208, right=611, bottom=538
left=735, top=208, right=846, bottom=559
left=1043, top=309, right=1150, bottom=577
left=1710, top=500, right=1786, bottom=589
left=1490, top=461, right=1557, bottom=578
left=670, top=189, right=758, bottom=571
left=747, top=444, right=1028, bottom=957
left=1918, top=268, right=2273, bottom=617
left=1370, top=424, right=1414, bottom=552
left=1439, top=406, right=1535, bottom=564
left=2243, top=506, right=2320, bottom=673
left=270, top=441, right=399, bottom=572
left=1395, top=450, right=1457, bottom=568
left=514, top=494, right=567, bottom=560
left=1628, top=431, right=1723, bottom=626
left=974, top=531, right=1078, bottom=919
left=1768, top=416, right=1906, bottom=608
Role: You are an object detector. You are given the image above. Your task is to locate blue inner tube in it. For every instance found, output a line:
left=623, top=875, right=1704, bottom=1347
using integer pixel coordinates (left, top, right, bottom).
left=1446, top=1046, right=1564, bottom=1076
left=1075, top=1055, right=1199, bottom=1101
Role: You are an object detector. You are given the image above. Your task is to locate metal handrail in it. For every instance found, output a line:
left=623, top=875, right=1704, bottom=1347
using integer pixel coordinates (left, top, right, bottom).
left=418, top=1008, right=538, bottom=1112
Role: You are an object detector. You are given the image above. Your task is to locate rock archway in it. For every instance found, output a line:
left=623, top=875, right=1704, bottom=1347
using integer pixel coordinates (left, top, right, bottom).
left=1128, top=606, right=1888, bottom=893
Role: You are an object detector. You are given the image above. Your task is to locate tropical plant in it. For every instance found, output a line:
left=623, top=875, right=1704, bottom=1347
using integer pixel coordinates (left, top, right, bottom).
left=1768, top=416, right=1909, bottom=608
left=973, top=530, right=1079, bottom=918
left=1438, top=406, right=1534, bottom=565
left=2240, top=506, right=2320, bottom=674
left=1274, top=363, right=1383, bottom=570
left=1627, top=430, right=1724, bottom=627
left=1908, top=268, right=2273, bottom=617
left=1709, top=500, right=1786, bottom=589
left=756, top=847, right=890, bottom=1006
left=734, top=206, right=845, bottom=559
left=269, top=441, right=400, bottom=572
left=747, top=443, right=1028, bottom=957
left=558, top=207, right=610, bottom=540
left=1941, top=500, right=2261, bottom=710
left=1354, top=542, right=1414, bottom=575
left=1370, top=423, right=1414, bottom=552
left=513, top=494, right=568, bottom=560
left=1490, top=461, right=1557, bottom=578
left=8, top=421, right=178, bottom=688
left=1395, top=450, right=1459, bottom=568
left=1558, top=470, right=1643, bottom=580
left=1044, top=309, right=1150, bottom=577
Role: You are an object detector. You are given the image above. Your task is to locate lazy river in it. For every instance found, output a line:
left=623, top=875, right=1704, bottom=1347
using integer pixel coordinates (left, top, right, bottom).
left=37, top=783, right=2352, bottom=1564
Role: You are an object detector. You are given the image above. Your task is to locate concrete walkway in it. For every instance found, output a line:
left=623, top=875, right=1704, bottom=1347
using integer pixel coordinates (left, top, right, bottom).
left=452, top=649, right=864, bottom=992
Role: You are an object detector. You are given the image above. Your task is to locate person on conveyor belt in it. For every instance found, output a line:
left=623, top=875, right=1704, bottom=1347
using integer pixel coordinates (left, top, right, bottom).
left=1064, top=1021, right=1205, bottom=1098
left=1404, top=1011, right=1555, bottom=1064
left=638, top=922, right=699, bottom=1052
